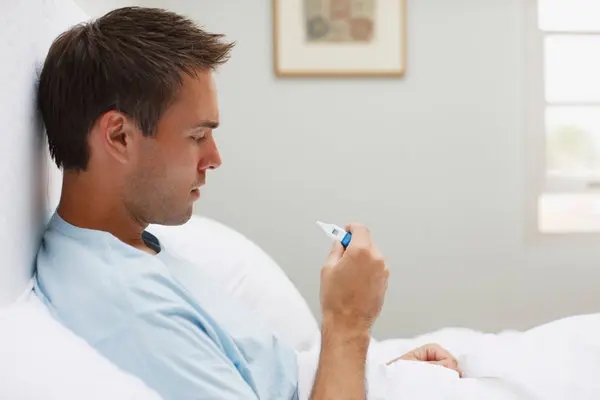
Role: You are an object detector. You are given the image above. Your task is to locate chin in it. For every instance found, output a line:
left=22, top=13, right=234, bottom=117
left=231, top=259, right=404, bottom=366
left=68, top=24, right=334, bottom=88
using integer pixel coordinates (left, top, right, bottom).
left=153, top=208, right=194, bottom=226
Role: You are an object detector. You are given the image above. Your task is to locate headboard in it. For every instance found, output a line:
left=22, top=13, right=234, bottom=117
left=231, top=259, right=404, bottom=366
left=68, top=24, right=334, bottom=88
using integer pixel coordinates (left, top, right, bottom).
left=0, top=0, right=86, bottom=307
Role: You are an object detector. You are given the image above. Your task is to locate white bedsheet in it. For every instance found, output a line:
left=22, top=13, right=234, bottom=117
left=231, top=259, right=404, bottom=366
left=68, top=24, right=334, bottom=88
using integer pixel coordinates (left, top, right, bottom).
left=297, top=313, right=600, bottom=399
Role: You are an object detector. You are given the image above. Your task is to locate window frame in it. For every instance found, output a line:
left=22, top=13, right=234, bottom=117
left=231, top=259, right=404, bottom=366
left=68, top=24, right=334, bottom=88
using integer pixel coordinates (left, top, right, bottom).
left=525, top=0, right=600, bottom=241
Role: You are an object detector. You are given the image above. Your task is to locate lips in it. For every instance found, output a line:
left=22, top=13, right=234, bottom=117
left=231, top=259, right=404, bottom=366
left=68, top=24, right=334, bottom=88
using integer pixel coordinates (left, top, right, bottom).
left=191, top=182, right=205, bottom=191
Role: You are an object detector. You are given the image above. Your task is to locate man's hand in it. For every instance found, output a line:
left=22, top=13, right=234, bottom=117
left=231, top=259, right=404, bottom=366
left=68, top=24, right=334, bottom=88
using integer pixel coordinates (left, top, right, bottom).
left=320, top=223, right=390, bottom=330
left=387, top=343, right=462, bottom=377
left=310, top=223, right=390, bottom=400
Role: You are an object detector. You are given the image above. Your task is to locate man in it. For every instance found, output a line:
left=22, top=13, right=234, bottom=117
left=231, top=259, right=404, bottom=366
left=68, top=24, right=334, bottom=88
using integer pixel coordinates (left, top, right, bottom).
left=34, top=6, right=459, bottom=399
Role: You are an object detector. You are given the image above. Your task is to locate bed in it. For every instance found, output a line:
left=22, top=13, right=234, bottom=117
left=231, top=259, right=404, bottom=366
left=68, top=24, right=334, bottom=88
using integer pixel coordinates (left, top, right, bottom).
left=2, top=0, right=600, bottom=399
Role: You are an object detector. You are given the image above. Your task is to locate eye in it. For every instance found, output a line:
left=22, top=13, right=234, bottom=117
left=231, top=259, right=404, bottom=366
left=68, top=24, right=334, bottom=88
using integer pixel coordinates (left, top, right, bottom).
left=191, top=135, right=206, bottom=143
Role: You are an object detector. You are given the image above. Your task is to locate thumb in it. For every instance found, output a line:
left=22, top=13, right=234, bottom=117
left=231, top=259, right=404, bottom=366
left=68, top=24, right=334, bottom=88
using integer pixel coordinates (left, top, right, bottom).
left=324, top=241, right=344, bottom=268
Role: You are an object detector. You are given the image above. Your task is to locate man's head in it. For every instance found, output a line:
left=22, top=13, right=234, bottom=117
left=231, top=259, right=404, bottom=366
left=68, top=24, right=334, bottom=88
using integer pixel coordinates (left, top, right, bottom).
left=38, top=7, right=233, bottom=225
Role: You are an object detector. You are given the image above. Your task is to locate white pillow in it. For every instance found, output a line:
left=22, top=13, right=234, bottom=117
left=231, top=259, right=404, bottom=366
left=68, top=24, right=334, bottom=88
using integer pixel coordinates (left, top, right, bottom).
left=0, top=283, right=163, bottom=400
left=148, top=216, right=320, bottom=351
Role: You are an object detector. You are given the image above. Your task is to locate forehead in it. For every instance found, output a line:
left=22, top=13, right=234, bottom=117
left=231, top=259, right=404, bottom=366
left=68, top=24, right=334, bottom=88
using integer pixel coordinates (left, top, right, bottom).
left=157, top=70, right=219, bottom=130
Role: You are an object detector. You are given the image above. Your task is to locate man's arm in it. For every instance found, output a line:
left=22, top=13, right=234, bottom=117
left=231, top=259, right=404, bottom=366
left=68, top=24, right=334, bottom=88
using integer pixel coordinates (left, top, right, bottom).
left=310, top=318, right=370, bottom=400
left=309, top=224, right=389, bottom=400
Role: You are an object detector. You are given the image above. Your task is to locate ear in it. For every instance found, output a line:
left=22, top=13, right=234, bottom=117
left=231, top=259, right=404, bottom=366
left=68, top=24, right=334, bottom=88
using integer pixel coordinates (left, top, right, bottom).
left=94, top=110, right=139, bottom=165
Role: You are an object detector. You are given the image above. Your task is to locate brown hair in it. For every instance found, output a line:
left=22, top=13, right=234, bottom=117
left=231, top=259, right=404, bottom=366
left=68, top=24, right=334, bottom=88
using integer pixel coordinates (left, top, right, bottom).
left=38, top=6, right=234, bottom=171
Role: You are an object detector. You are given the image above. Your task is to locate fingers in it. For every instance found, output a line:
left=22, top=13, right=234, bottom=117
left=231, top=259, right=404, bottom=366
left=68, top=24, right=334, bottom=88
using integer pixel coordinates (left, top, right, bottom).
left=371, top=243, right=384, bottom=260
left=425, top=343, right=450, bottom=360
left=425, top=343, right=462, bottom=377
left=392, top=343, right=462, bottom=377
left=345, top=223, right=371, bottom=249
left=388, top=354, right=462, bottom=377
left=324, top=241, right=344, bottom=268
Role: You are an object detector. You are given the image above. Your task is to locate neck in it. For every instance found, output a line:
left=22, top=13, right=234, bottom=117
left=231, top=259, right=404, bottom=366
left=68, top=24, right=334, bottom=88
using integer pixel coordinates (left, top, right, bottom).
left=57, top=171, right=155, bottom=254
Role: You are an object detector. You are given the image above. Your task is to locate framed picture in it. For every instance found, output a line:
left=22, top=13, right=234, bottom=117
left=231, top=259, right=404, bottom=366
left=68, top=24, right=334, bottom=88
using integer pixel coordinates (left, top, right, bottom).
left=273, top=0, right=406, bottom=77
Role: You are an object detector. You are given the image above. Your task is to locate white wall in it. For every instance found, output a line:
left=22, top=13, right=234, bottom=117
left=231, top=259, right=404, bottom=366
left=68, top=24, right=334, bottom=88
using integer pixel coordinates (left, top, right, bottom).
left=0, top=0, right=88, bottom=307
left=74, top=0, right=600, bottom=339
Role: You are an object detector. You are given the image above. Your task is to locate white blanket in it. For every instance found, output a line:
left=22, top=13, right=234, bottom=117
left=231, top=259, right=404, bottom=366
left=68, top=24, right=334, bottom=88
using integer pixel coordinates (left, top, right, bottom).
left=297, top=313, right=600, bottom=399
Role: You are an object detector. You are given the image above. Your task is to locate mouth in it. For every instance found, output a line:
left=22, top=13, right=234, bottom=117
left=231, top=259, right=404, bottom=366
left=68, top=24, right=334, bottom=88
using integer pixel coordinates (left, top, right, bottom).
left=191, top=181, right=205, bottom=198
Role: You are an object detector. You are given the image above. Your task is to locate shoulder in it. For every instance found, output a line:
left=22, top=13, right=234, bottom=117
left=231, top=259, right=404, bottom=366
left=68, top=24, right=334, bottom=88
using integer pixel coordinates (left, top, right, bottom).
left=35, top=224, right=175, bottom=346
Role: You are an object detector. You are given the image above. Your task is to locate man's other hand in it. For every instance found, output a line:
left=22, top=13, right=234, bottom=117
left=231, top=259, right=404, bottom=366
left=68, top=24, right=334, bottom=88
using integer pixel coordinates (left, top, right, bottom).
left=388, top=343, right=462, bottom=377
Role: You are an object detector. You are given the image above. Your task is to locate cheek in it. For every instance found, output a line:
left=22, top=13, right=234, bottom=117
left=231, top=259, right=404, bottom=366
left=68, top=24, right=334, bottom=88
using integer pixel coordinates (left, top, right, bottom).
left=164, top=150, right=199, bottom=182
left=139, top=142, right=198, bottom=186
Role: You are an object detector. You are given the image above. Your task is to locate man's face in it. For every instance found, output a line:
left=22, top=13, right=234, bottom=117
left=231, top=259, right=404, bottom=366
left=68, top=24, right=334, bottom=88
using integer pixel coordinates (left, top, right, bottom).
left=125, top=70, right=222, bottom=225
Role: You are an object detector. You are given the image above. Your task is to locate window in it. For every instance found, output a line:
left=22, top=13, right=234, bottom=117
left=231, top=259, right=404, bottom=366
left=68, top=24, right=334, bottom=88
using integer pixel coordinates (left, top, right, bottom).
left=533, top=0, right=600, bottom=233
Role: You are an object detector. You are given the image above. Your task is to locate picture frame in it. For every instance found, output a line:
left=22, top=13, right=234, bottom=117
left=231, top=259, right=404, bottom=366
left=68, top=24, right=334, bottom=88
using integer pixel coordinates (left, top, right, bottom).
left=273, top=0, right=406, bottom=78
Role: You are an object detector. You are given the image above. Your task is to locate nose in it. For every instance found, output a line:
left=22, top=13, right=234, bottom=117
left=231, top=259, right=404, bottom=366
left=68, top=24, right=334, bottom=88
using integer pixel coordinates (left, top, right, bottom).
left=199, top=136, right=222, bottom=172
